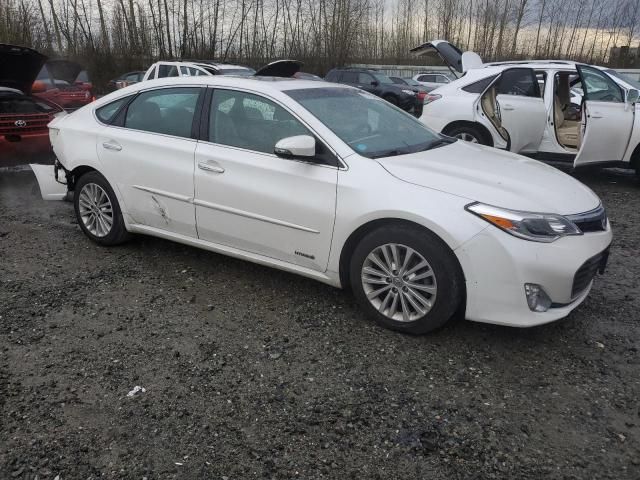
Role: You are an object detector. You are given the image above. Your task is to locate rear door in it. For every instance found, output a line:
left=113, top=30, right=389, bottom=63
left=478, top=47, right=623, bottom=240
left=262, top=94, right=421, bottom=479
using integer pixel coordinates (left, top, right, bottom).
left=494, top=68, right=546, bottom=153
left=573, top=65, right=635, bottom=167
left=96, top=86, right=202, bottom=237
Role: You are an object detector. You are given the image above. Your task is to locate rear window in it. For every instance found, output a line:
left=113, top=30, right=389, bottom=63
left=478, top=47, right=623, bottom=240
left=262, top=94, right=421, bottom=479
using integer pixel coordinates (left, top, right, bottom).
left=0, top=97, right=60, bottom=114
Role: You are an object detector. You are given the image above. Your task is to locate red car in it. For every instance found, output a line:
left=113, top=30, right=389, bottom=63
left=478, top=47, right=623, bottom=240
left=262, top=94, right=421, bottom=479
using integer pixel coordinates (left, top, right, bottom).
left=0, top=44, right=65, bottom=166
left=33, top=59, right=94, bottom=111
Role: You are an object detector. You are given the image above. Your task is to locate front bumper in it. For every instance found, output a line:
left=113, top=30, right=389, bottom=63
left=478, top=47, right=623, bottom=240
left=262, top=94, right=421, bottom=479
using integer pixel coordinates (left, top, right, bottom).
left=455, top=223, right=613, bottom=327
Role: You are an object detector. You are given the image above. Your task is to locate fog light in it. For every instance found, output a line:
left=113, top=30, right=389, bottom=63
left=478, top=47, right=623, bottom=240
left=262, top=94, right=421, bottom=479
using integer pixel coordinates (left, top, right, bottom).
left=524, top=283, right=552, bottom=312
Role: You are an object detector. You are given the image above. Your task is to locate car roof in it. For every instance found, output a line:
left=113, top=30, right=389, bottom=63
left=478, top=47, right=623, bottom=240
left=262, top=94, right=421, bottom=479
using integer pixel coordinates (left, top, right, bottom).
left=96, top=75, right=349, bottom=106
left=153, top=60, right=250, bottom=70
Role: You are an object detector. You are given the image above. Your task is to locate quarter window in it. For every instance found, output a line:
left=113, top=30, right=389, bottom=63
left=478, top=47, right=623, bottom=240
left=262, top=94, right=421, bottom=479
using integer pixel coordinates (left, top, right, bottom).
left=208, top=89, right=310, bottom=154
left=462, top=75, right=497, bottom=93
left=96, top=96, right=130, bottom=124
left=124, top=87, right=200, bottom=138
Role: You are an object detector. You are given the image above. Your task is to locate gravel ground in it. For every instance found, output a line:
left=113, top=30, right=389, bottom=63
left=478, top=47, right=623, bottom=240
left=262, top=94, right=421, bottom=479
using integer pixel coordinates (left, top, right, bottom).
left=1, top=166, right=639, bottom=480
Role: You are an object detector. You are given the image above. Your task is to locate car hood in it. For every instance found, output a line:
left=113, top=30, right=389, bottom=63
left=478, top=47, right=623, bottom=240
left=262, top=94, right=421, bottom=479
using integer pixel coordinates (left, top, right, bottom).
left=0, top=44, right=47, bottom=94
left=376, top=141, right=600, bottom=215
left=45, top=59, right=84, bottom=83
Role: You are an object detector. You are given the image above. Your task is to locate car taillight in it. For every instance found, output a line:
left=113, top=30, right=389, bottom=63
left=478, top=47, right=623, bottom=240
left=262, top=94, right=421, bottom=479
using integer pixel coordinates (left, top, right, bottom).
left=423, top=94, right=442, bottom=105
left=417, top=92, right=426, bottom=101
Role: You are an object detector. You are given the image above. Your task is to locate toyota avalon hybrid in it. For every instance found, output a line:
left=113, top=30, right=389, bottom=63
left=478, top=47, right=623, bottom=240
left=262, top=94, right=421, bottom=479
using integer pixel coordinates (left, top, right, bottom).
left=31, top=73, right=612, bottom=334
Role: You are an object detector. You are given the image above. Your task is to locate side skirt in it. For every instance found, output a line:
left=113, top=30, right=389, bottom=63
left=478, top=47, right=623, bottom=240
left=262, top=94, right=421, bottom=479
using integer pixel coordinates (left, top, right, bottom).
left=127, top=224, right=342, bottom=288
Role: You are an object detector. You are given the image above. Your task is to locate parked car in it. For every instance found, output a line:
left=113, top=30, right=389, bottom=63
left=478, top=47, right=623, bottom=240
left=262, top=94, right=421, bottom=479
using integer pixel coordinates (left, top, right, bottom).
left=0, top=44, right=65, bottom=165
left=143, top=61, right=255, bottom=80
left=34, top=59, right=94, bottom=111
left=390, top=76, right=428, bottom=116
left=107, top=71, right=145, bottom=92
left=412, top=40, right=640, bottom=175
left=412, top=72, right=454, bottom=91
left=32, top=74, right=611, bottom=334
left=325, top=67, right=420, bottom=113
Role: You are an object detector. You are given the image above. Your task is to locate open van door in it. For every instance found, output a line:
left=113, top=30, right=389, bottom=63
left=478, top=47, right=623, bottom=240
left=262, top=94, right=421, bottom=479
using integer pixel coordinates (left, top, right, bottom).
left=475, top=68, right=546, bottom=153
left=409, top=40, right=482, bottom=75
left=573, top=65, right=635, bottom=167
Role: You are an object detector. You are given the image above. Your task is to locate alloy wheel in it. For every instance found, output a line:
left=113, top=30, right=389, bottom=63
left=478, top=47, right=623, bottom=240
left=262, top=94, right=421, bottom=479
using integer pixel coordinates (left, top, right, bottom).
left=361, top=243, right=437, bottom=322
left=78, top=183, right=114, bottom=237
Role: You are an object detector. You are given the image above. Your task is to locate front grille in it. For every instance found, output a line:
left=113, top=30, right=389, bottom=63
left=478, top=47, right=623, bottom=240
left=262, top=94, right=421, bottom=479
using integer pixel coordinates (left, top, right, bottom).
left=0, top=113, right=51, bottom=135
left=571, top=248, right=609, bottom=298
left=566, top=205, right=607, bottom=233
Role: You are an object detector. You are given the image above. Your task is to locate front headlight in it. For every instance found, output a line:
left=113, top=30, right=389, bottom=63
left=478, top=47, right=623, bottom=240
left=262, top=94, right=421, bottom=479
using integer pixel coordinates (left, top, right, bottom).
left=401, top=89, right=416, bottom=95
left=466, top=202, right=582, bottom=243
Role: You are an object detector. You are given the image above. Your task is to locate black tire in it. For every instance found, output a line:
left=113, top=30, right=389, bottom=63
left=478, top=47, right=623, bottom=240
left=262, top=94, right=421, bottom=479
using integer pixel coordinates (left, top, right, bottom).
left=349, top=225, right=464, bottom=335
left=74, top=171, right=130, bottom=246
left=383, top=94, right=399, bottom=106
left=444, top=124, right=490, bottom=146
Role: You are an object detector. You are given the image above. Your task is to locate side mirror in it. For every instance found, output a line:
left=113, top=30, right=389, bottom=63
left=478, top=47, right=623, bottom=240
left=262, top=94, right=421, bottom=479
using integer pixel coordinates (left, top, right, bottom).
left=274, top=135, right=315, bottom=158
left=627, top=88, right=639, bottom=104
left=31, top=80, right=47, bottom=93
left=371, top=80, right=379, bottom=87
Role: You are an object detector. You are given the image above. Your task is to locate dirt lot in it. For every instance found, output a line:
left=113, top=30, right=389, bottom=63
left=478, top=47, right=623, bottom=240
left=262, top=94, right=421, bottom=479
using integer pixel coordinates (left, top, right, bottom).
left=0, top=166, right=639, bottom=480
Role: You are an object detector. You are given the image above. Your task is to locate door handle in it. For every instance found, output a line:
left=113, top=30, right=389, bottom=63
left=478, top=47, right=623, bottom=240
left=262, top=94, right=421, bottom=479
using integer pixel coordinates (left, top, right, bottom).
left=590, top=112, right=603, bottom=118
left=102, top=141, right=122, bottom=151
left=198, top=161, right=225, bottom=173
left=502, top=104, right=515, bottom=111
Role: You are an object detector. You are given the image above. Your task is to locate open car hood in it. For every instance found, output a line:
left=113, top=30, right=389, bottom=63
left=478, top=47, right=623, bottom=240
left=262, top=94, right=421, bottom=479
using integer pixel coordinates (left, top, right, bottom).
left=0, top=44, right=48, bottom=94
left=44, top=59, right=85, bottom=83
left=254, top=60, right=303, bottom=78
left=410, top=40, right=483, bottom=74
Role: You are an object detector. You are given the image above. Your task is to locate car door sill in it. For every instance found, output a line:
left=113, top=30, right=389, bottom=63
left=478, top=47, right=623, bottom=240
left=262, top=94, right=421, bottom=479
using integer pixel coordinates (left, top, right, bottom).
left=126, top=223, right=340, bottom=287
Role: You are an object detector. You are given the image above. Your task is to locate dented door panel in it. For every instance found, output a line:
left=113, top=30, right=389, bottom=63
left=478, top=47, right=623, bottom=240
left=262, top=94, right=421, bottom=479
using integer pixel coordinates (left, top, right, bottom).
left=96, top=127, right=197, bottom=237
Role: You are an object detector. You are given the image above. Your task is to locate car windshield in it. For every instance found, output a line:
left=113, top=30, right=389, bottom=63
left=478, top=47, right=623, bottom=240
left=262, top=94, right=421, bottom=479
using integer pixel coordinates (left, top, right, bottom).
left=372, top=73, right=394, bottom=85
left=285, top=87, right=443, bottom=159
left=604, top=69, right=640, bottom=89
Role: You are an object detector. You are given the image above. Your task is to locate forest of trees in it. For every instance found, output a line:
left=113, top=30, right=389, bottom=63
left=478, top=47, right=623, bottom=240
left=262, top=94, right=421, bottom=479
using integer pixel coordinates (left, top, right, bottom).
left=1, top=0, right=640, bottom=88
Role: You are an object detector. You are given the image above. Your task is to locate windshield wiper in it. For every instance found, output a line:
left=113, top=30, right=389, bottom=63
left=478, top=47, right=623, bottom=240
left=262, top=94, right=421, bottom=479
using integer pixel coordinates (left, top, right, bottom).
left=371, top=148, right=411, bottom=159
left=420, top=137, right=457, bottom=151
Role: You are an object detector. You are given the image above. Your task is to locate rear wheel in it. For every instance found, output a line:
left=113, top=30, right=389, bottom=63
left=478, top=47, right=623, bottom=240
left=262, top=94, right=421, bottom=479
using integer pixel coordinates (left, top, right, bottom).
left=74, top=171, right=130, bottom=245
left=349, top=225, right=464, bottom=334
left=383, top=94, right=399, bottom=106
left=445, top=125, right=489, bottom=145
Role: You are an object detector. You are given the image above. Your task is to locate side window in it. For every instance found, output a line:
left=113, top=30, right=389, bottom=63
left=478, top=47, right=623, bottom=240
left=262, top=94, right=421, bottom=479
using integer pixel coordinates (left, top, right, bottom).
left=419, top=75, right=435, bottom=82
left=358, top=73, right=374, bottom=84
left=325, top=71, right=338, bottom=82
left=125, top=87, right=200, bottom=138
left=96, top=96, right=130, bottom=124
left=580, top=67, right=623, bottom=102
left=342, top=72, right=358, bottom=83
left=462, top=75, right=497, bottom=93
left=209, top=89, right=311, bottom=155
left=125, top=73, right=140, bottom=82
left=157, top=64, right=179, bottom=78
left=497, top=69, right=540, bottom=97
left=436, top=75, right=448, bottom=83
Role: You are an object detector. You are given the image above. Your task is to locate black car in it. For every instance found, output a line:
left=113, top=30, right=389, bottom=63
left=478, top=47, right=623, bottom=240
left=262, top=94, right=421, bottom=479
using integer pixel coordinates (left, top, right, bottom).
left=389, top=77, right=428, bottom=116
left=325, top=68, right=419, bottom=112
left=107, top=71, right=145, bottom=92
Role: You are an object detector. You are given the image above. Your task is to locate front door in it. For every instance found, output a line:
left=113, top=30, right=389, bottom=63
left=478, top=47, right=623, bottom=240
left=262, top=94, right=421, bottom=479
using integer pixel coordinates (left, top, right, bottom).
left=194, top=88, right=338, bottom=271
left=573, top=65, right=635, bottom=167
left=96, top=86, right=202, bottom=237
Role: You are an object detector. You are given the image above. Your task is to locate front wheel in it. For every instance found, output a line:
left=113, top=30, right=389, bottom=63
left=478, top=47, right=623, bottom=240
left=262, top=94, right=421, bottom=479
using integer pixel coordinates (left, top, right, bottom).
left=74, top=171, right=130, bottom=245
left=349, top=225, right=464, bottom=334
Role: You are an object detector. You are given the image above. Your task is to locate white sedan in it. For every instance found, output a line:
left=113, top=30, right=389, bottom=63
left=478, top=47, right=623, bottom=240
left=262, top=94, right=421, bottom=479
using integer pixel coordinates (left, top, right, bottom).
left=412, top=40, right=640, bottom=175
left=32, top=75, right=612, bottom=333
